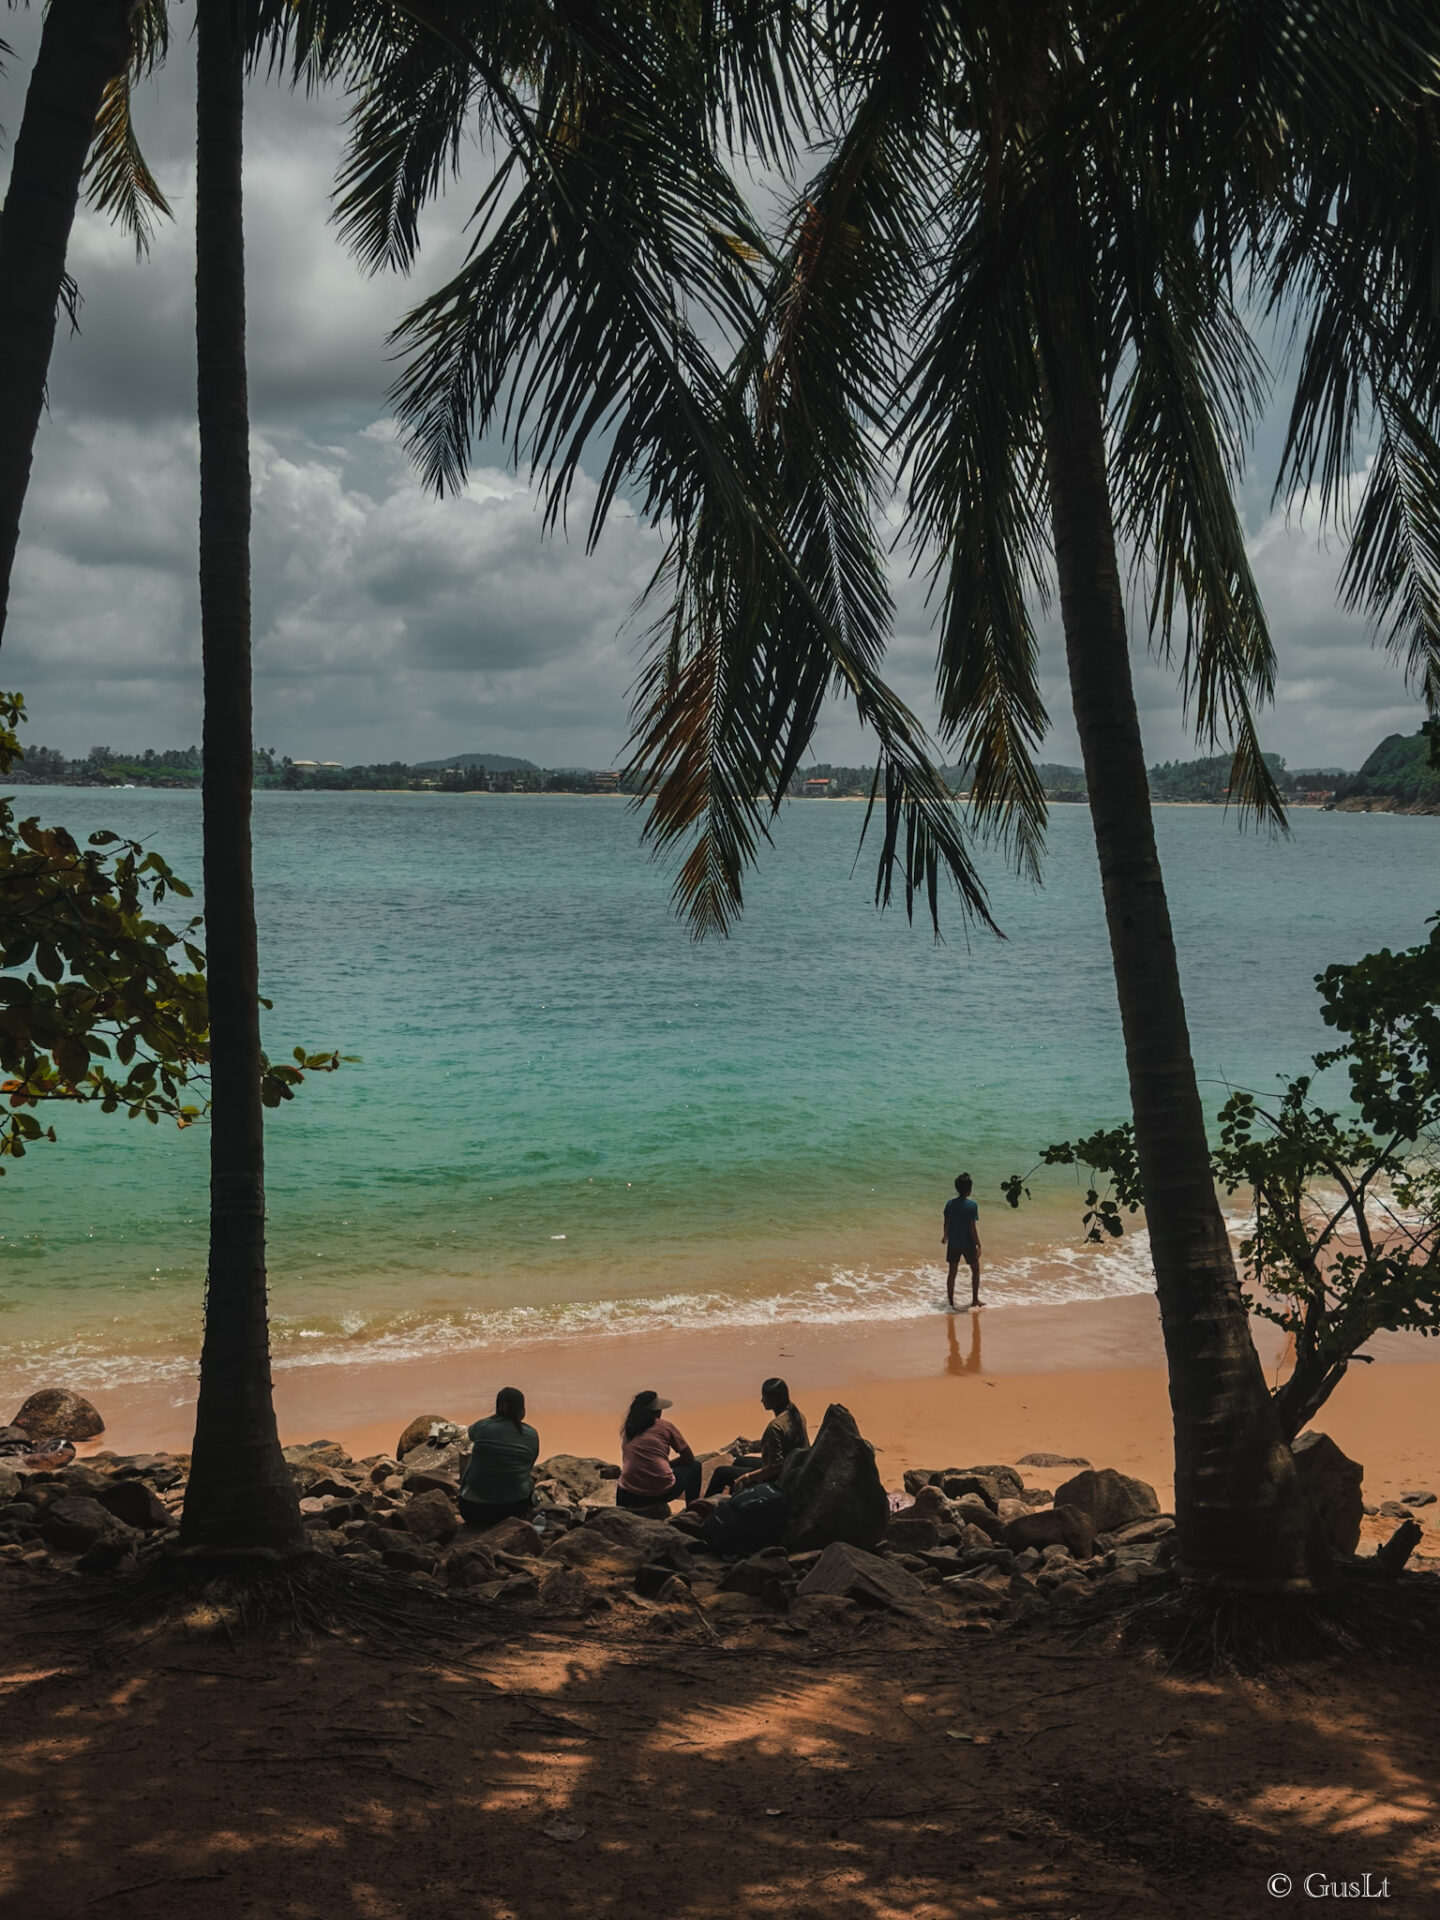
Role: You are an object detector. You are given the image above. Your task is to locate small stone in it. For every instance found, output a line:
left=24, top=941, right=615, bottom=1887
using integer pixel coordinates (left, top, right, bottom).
left=1400, top=1490, right=1437, bottom=1507
left=402, top=1488, right=459, bottom=1544
left=97, top=1480, right=175, bottom=1532
left=75, top=1536, right=137, bottom=1575
left=41, top=1496, right=115, bottom=1553
left=443, top=1542, right=498, bottom=1589
left=959, top=1463, right=1026, bottom=1499
left=704, top=1590, right=766, bottom=1617
left=60, top=1465, right=111, bottom=1497
left=0, top=1466, right=19, bottom=1504
left=466, top=1515, right=543, bottom=1556
left=939, top=1473, right=1003, bottom=1510
left=1004, top=1504, right=1095, bottom=1561
left=958, top=1546, right=1015, bottom=1573
left=886, top=1513, right=941, bottom=1552
left=907, top=1484, right=951, bottom=1518
left=11, top=1390, right=104, bottom=1445
left=1018, top=1452, right=1090, bottom=1469
left=303, top=1474, right=361, bottom=1501
left=537, top=1566, right=594, bottom=1615
left=402, top=1468, right=462, bottom=1497
left=492, top=1572, right=540, bottom=1605
left=916, top=1546, right=969, bottom=1576
left=939, top=1577, right=1006, bottom=1610
left=383, top=1541, right=438, bottom=1573
left=953, top=1499, right=1006, bottom=1540
left=636, top=1561, right=693, bottom=1598
left=718, top=1548, right=791, bottom=1599
left=787, top=1592, right=859, bottom=1628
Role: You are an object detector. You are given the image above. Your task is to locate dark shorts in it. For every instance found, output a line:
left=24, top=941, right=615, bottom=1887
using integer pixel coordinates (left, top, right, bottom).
left=947, top=1240, right=978, bottom=1264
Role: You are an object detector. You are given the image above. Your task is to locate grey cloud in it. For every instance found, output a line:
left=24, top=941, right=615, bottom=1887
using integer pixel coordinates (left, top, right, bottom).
left=2, top=24, right=1430, bottom=774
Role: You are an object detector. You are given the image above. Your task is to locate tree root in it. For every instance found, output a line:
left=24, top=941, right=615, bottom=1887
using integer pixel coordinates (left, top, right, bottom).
left=19, top=1544, right=495, bottom=1651
left=1067, top=1560, right=1440, bottom=1674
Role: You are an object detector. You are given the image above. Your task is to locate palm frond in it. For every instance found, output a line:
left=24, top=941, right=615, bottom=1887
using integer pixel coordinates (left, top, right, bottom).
left=334, top=28, right=478, bottom=274
left=624, top=33, right=995, bottom=939
left=84, top=72, right=172, bottom=256
left=900, top=146, right=1053, bottom=878
left=1339, top=388, right=1440, bottom=711
left=1109, top=214, right=1283, bottom=823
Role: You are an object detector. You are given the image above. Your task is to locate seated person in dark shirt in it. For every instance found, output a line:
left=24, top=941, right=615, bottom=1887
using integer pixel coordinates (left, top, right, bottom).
left=459, top=1386, right=540, bottom=1528
left=704, top=1377, right=809, bottom=1498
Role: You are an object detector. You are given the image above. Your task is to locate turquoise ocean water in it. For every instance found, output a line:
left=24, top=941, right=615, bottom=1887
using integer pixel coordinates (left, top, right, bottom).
left=0, top=790, right=1433, bottom=1404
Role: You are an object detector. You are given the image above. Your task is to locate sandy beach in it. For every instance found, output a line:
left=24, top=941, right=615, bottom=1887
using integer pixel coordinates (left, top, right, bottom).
left=73, top=1290, right=1440, bottom=1527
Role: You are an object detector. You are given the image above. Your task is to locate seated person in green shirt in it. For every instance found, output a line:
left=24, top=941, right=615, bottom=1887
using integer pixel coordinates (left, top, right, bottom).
left=704, top=1378, right=809, bottom=1497
left=459, top=1387, right=540, bottom=1528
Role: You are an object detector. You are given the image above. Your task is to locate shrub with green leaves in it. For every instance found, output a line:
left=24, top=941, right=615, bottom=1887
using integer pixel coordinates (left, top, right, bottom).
left=0, top=692, right=344, bottom=1165
left=1005, top=920, right=1440, bottom=1440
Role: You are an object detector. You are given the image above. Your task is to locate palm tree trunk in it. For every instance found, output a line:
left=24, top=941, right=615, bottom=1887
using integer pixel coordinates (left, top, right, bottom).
left=0, top=0, right=133, bottom=646
left=1038, top=322, right=1315, bottom=1591
left=179, top=0, right=302, bottom=1553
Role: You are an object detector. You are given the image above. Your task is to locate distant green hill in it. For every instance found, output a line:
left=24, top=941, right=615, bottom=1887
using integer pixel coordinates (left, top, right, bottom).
left=413, top=751, right=541, bottom=772
left=1331, top=729, right=1440, bottom=811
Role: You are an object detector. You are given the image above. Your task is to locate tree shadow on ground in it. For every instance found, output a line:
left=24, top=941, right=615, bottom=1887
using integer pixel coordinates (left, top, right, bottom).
left=1, top=1576, right=1436, bottom=1920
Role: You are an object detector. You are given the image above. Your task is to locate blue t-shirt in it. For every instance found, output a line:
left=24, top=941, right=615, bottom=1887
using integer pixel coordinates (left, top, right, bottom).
left=944, top=1194, right=979, bottom=1248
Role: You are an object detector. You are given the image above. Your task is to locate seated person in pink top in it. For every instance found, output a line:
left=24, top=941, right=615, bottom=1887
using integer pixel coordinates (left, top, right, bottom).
left=616, top=1391, right=702, bottom=1510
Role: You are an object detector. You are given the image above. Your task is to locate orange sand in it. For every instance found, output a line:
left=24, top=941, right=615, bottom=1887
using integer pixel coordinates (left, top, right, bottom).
left=76, top=1290, right=1440, bottom=1512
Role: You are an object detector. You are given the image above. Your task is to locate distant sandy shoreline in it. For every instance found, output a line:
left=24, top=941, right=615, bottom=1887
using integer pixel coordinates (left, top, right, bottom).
left=76, top=1290, right=1440, bottom=1523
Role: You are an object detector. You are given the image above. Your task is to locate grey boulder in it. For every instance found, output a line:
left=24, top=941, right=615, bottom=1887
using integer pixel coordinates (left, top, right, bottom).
left=97, top=1479, right=176, bottom=1532
left=796, top=1540, right=927, bottom=1611
left=11, top=1389, right=104, bottom=1444
left=1292, top=1430, right=1364, bottom=1559
left=1053, top=1467, right=1160, bottom=1533
left=782, top=1404, right=889, bottom=1552
left=1002, top=1504, right=1095, bottom=1561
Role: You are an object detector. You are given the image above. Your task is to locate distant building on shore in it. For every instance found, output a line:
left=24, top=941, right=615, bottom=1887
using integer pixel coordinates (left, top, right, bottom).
left=802, top=776, right=833, bottom=797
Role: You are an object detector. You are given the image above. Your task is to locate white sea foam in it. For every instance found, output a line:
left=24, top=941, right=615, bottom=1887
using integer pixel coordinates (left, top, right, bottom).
left=0, top=1231, right=1158, bottom=1393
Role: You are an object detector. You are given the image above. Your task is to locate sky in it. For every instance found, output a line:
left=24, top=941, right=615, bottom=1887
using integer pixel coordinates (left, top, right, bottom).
left=0, top=18, right=1429, bottom=773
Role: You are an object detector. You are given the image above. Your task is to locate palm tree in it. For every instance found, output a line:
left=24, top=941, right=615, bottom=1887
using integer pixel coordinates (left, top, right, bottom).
left=377, top=1, right=1440, bottom=1589
left=0, top=0, right=169, bottom=643
left=176, top=0, right=965, bottom=1553
left=175, top=0, right=304, bottom=1552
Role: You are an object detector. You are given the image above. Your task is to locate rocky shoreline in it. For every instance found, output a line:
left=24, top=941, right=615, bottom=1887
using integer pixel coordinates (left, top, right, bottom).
left=4, top=1392, right=1434, bottom=1626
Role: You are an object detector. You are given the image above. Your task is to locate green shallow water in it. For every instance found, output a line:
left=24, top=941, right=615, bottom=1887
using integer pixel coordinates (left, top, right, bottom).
left=0, top=790, right=1433, bottom=1398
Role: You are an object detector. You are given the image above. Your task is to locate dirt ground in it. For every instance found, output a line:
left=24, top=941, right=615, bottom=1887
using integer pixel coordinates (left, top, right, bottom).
left=2, top=1572, right=1437, bottom=1920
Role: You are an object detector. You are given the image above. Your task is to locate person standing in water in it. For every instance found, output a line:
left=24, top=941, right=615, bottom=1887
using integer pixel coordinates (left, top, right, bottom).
left=942, top=1172, right=983, bottom=1310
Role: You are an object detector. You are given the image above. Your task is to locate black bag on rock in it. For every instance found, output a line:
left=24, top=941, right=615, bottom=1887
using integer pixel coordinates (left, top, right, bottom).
left=697, top=1483, right=789, bottom=1557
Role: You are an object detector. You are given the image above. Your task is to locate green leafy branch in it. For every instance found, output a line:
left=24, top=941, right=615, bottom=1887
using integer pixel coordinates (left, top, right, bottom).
left=0, top=692, right=350, bottom=1164
left=1003, top=915, right=1440, bottom=1439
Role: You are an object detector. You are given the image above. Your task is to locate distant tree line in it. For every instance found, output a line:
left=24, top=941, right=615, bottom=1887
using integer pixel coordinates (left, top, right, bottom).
left=788, top=752, right=1353, bottom=803
left=9, top=744, right=1366, bottom=801
left=4, top=745, right=627, bottom=794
